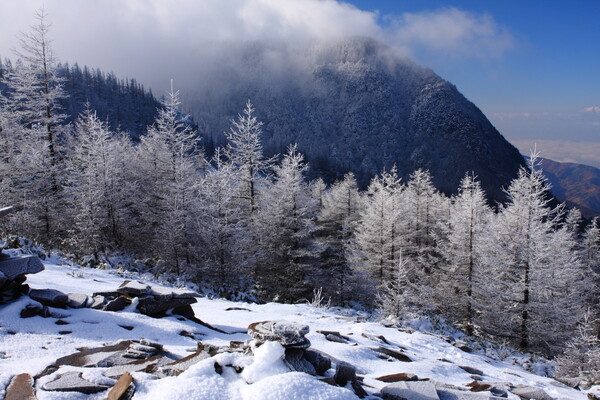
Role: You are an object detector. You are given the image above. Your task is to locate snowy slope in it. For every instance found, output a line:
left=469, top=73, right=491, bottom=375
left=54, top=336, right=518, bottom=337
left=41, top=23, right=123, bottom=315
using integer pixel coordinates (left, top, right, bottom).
left=0, top=258, right=592, bottom=399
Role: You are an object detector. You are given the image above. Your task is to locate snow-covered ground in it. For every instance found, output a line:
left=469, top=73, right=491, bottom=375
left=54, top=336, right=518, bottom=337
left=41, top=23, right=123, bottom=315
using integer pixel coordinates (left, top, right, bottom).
left=0, top=257, right=593, bottom=399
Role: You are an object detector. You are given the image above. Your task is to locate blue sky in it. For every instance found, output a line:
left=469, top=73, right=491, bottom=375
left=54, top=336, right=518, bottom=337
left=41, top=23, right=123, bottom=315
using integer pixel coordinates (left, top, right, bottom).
left=347, top=1, right=600, bottom=144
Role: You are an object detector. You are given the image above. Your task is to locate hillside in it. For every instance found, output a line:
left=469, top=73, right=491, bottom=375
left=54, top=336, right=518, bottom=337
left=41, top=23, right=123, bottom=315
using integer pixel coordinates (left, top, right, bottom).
left=539, top=157, right=600, bottom=218
left=0, top=248, right=592, bottom=399
left=190, top=38, right=525, bottom=200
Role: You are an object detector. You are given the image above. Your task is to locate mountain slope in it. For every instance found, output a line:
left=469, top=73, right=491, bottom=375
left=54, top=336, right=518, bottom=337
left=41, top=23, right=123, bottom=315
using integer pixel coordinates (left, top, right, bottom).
left=190, top=38, right=525, bottom=200
left=540, top=157, right=600, bottom=218
left=0, top=254, right=589, bottom=399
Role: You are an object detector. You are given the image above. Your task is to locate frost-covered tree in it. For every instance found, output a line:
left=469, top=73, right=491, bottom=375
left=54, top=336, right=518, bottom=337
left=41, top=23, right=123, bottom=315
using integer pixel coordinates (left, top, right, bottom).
left=224, top=100, right=271, bottom=215
left=316, top=172, right=362, bottom=305
left=377, top=254, right=411, bottom=319
left=583, top=218, right=600, bottom=314
left=198, top=148, right=247, bottom=290
left=253, top=145, right=318, bottom=302
left=480, top=154, right=586, bottom=352
left=556, top=311, right=600, bottom=384
left=353, top=166, right=402, bottom=286
left=134, top=84, right=202, bottom=275
left=438, top=174, right=490, bottom=335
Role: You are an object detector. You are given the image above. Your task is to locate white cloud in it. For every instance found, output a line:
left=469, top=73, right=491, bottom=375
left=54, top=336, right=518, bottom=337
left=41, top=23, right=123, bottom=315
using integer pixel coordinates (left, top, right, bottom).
left=510, top=139, right=600, bottom=168
left=385, top=7, right=514, bottom=59
left=582, top=106, right=600, bottom=114
left=0, top=0, right=514, bottom=92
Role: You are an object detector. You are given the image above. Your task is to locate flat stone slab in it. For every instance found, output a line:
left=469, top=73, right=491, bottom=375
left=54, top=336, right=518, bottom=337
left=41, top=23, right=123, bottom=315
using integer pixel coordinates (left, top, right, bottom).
left=54, top=340, right=132, bottom=367
left=381, top=381, right=440, bottom=400
left=155, top=351, right=211, bottom=377
left=104, top=355, right=173, bottom=378
left=371, top=346, right=412, bottom=362
left=117, top=280, right=151, bottom=296
left=5, top=373, right=36, bottom=400
left=108, top=372, right=135, bottom=400
left=437, top=388, right=505, bottom=400
left=0, top=255, right=44, bottom=280
left=376, top=372, right=419, bottom=382
left=42, top=371, right=111, bottom=394
left=29, top=288, right=68, bottom=308
left=510, top=386, right=553, bottom=400
left=248, top=320, right=310, bottom=348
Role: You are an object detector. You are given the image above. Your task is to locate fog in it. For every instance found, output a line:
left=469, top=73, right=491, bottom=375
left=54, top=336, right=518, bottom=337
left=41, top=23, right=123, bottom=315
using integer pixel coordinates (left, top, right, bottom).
left=0, top=0, right=513, bottom=95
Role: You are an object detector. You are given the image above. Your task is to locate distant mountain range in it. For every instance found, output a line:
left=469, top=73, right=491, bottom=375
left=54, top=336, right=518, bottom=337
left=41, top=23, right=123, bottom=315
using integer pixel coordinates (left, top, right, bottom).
left=539, top=157, right=600, bottom=218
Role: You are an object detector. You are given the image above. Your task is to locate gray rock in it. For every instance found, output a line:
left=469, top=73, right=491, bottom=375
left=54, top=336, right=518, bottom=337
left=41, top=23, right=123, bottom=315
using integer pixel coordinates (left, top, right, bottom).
left=67, top=293, right=91, bottom=308
left=103, top=296, right=130, bottom=312
left=53, top=340, right=132, bottom=367
left=91, top=295, right=107, bottom=309
left=5, top=373, right=36, bottom=400
left=381, top=381, right=440, bottom=400
left=459, top=366, right=484, bottom=376
left=0, top=255, right=44, bottom=280
left=284, top=348, right=317, bottom=376
left=104, top=355, right=174, bottom=378
left=510, top=386, right=553, bottom=400
left=0, top=270, right=7, bottom=288
left=136, top=295, right=196, bottom=316
left=155, top=351, right=211, bottom=377
left=334, top=363, right=356, bottom=386
left=117, top=280, right=151, bottom=296
left=248, top=320, right=310, bottom=348
left=376, top=372, right=419, bottom=383
left=42, top=371, right=111, bottom=394
left=29, top=288, right=68, bottom=308
left=20, top=301, right=44, bottom=318
left=304, top=349, right=332, bottom=376
left=371, top=346, right=413, bottom=362
left=326, top=333, right=349, bottom=343
left=437, top=388, right=505, bottom=400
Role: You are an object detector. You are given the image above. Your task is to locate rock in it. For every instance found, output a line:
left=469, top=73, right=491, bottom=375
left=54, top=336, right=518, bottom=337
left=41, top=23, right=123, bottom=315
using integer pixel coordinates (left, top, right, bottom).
left=371, top=346, right=412, bottom=362
left=155, top=351, right=211, bottom=377
left=5, top=373, right=36, bottom=400
left=283, top=348, right=317, bottom=375
left=117, top=280, right=151, bottom=296
left=248, top=320, right=310, bottom=348
left=361, top=332, right=390, bottom=344
left=29, top=288, right=68, bottom=308
left=136, top=295, right=196, bottom=316
left=459, top=366, right=484, bottom=376
left=381, top=381, right=440, bottom=400
left=20, top=302, right=43, bottom=318
left=466, top=381, right=492, bottom=392
left=0, top=271, right=7, bottom=288
left=453, top=341, right=474, bottom=353
left=42, top=371, right=111, bottom=394
left=91, top=295, right=107, bottom=309
left=437, top=388, right=505, bottom=400
left=510, top=386, right=553, bottom=400
left=304, top=349, right=332, bottom=375
left=226, top=306, right=252, bottom=311
left=104, top=355, right=173, bottom=379
left=333, top=363, right=356, bottom=386
left=148, top=285, right=197, bottom=299
left=108, top=372, right=135, bottom=400
left=555, top=376, right=580, bottom=388
left=172, top=305, right=229, bottom=333
left=103, top=296, right=130, bottom=312
left=326, top=333, right=349, bottom=343
left=67, top=293, right=91, bottom=308
left=53, top=340, right=132, bottom=367
left=376, top=372, right=419, bottom=383
left=0, top=255, right=44, bottom=280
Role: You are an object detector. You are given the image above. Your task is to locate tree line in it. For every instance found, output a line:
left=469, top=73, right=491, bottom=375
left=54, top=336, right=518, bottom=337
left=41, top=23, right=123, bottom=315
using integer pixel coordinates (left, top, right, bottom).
left=1, top=12, right=599, bottom=371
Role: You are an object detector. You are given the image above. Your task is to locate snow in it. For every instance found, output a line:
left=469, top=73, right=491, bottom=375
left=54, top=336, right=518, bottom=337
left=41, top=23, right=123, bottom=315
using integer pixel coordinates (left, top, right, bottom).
left=0, top=259, right=591, bottom=399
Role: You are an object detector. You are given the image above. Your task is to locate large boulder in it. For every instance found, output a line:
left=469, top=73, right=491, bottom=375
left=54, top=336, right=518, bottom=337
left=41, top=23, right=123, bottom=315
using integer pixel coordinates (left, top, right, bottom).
left=0, top=255, right=44, bottom=280
left=29, top=288, right=68, bottom=308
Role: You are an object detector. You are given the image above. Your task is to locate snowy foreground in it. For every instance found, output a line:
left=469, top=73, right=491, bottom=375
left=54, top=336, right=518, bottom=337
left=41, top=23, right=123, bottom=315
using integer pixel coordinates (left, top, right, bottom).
left=0, top=258, right=593, bottom=399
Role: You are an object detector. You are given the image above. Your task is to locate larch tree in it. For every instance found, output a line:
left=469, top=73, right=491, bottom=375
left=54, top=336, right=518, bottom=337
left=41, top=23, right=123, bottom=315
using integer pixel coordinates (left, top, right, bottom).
left=253, top=145, right=318, bottom=302
left=353, top=166, right=402, bottom=286
left=438, top=174, right=490, bottom=335
left=134, top=83, right=202, bottom=276
left=316, top=172, right=362, bottom=305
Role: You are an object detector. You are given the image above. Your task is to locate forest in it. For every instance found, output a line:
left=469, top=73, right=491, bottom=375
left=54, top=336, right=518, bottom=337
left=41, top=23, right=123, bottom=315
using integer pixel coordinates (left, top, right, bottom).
left=1, top=10, right=599, bottom=380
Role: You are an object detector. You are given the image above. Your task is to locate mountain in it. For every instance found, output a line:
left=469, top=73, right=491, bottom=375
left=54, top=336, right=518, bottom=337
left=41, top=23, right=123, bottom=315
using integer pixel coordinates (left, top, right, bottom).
left=189, top=37, right=525, bottom=200
left=539, top=157, right=600, bottom=218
